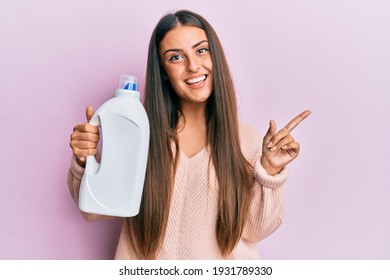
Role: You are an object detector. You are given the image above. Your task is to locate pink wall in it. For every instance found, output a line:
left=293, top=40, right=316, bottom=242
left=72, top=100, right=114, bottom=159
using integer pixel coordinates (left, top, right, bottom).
left=1, top=0, right=389, bottom=259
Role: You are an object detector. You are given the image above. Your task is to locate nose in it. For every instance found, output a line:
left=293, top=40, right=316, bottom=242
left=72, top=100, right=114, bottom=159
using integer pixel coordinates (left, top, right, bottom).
left=186, top=55, right=201, bottom=72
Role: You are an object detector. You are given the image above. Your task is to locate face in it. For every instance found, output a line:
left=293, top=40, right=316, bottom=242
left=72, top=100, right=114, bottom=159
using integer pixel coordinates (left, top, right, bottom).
left=159, top=25, right=213, bottom=107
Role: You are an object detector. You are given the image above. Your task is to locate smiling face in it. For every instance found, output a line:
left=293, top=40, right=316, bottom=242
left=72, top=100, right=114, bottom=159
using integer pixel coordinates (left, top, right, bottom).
left=159, top=25, right=213, bottom=108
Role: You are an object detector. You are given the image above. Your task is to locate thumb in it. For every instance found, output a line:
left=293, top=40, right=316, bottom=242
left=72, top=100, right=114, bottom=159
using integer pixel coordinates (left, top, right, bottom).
left=85, top=106, right=95, bottom=122
left=263, top=119, right=276, bottom=145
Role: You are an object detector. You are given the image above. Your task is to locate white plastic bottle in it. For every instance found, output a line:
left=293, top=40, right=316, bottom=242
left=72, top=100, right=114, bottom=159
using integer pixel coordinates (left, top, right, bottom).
left=79, top=75, right=149, bottom=217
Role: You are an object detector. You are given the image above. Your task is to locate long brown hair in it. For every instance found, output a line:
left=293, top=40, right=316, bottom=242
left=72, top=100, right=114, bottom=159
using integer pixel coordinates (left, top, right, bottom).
left=126, top=10, right=253, bottom=259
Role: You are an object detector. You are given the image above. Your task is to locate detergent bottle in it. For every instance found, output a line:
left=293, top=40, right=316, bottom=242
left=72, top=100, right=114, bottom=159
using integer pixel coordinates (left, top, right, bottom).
left=79, top=75, right=149, bottom=217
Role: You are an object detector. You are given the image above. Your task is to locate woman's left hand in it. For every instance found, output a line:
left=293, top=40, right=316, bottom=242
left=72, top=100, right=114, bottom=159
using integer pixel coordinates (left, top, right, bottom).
left=260, top=110, right=311, bottom=175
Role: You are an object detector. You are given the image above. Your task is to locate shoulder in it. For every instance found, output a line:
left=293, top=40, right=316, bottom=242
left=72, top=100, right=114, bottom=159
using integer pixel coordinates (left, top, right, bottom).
left=238, top=122, right=263, bottom=163
left=239, top=123, right=261, bottom=141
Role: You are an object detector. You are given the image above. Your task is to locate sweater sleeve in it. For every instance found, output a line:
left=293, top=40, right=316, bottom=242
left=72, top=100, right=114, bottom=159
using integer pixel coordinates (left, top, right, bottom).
left=67, top=155, right=113, bottom=222
left=239, top=124, right=287, bottom=243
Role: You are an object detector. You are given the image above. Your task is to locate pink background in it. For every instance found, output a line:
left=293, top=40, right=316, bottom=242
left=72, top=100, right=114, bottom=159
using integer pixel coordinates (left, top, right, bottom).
left=1, top=0, right=389, bottom=259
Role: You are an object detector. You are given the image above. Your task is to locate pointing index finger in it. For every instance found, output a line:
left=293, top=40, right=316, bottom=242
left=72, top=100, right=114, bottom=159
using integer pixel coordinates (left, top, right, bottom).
left=284, top=110, right=311, bottom=132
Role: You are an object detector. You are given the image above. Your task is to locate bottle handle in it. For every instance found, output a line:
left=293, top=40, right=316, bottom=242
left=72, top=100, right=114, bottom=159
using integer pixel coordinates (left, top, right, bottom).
left=85, top=113, right=101, bottom=175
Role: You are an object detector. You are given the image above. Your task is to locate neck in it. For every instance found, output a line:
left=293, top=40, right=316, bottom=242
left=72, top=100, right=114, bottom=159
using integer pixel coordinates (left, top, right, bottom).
left=178, top=101, right=207, bottom=128
left=176, top=101, right=207, bottom=157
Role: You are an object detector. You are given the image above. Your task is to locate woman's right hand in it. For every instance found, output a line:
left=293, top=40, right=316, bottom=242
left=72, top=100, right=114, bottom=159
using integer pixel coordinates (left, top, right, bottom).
left=69, top=106, right=100, bottom=167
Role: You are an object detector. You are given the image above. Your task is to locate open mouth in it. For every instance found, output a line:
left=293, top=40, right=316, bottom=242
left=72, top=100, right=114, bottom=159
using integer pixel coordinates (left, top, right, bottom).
left=185, top=75, right=207, bottom=85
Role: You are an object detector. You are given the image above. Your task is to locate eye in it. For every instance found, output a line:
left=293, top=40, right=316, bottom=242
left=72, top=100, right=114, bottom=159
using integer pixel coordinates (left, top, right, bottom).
left=197, top=47, right=209, bottom=54
left=168, top=54, right=183, bottom=62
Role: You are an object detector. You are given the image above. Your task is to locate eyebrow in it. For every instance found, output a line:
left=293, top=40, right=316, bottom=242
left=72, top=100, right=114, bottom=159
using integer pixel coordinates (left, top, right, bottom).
left=162, top=40, right=209, bottom=56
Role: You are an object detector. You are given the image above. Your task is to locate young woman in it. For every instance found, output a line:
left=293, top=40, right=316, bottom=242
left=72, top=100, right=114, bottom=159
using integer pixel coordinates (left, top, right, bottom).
left=68, top=10, right=310, bottom=260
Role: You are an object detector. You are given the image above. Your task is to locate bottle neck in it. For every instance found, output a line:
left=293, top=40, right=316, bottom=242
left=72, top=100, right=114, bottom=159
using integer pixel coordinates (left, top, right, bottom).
left=115, top=89, right=140, bottom=99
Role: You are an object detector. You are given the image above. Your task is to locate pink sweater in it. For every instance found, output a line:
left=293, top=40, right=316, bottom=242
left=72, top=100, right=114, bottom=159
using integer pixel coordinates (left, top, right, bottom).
left=67, top=124, right=287, bottom=259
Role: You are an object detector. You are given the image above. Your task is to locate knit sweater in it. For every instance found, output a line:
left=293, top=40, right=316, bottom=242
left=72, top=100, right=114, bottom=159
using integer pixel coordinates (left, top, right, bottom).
left=67, top=123, right=288, bottom=259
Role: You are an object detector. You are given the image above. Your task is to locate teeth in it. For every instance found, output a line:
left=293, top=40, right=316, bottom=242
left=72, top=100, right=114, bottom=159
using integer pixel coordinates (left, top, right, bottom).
left=186, top=75, right=206, bottom=84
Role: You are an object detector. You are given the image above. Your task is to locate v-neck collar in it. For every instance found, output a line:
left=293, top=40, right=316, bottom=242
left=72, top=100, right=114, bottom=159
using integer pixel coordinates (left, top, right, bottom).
left=179, top=145, right=208, bottom=161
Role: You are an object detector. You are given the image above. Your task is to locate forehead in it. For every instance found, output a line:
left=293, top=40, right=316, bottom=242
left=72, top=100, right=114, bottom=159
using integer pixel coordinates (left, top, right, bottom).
left=160, top=25, right=208, bottom=50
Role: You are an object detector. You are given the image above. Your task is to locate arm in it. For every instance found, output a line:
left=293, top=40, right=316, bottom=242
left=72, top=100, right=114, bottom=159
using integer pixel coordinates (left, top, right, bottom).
left=68, top=106, right=113, bottom=222
left=238, top=124, right=286, bottom=242
left=242, top=157, right=287, bottom=243
left=240, top=110, right=311, bottom=243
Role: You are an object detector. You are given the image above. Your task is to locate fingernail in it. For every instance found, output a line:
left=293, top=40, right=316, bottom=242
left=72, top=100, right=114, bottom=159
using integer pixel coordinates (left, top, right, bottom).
left=270, top=146, right=277, bottom=152
left=266, top=142, right=273, bottom=148
left=282, top=145, right=287, bottom=150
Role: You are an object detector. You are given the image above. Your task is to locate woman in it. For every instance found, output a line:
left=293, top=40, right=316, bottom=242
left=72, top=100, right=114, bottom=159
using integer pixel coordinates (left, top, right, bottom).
left=68, top=10, right=310, bottom=260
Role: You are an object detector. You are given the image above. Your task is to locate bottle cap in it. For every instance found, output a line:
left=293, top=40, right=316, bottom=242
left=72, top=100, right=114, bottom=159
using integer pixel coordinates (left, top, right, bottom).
left=116, top=75, right=140, bottom=98
left=119, top=75, right=138, bottom=91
